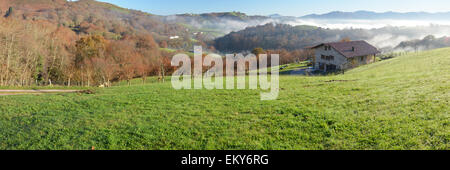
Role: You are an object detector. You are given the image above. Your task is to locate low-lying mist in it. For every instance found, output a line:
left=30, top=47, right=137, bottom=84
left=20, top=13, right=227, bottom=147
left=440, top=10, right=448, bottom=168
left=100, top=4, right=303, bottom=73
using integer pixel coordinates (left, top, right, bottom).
left=290, top=19, right=450, bottom=50
left=165, top=15, right=450, bottom=51
left=293, top=19, right=450, bottom=29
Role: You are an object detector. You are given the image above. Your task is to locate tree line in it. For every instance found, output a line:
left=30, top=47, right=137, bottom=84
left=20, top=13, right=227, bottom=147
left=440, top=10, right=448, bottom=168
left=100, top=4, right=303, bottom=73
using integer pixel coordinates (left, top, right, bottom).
left=0, top=17, right=175, bottom=87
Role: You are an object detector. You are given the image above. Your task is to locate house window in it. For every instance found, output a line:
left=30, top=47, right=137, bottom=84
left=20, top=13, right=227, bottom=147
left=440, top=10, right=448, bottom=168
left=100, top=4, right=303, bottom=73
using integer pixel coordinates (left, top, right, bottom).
left=360, top=56, right=364, bottom=62
left=328, top=56, right=334, bottom=61
left=319, top=63, right=325, bottom=70
left=322, top=55, right=334, bottom=61
left=326, top=64, right=337, bottom=71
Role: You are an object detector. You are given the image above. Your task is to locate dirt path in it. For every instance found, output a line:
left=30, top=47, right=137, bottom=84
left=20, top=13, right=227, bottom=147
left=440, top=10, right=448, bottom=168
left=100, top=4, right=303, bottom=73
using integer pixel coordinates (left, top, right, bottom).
left=0, top=90, right=80, bottom=96
left=290, top=69, right=307, bottom=75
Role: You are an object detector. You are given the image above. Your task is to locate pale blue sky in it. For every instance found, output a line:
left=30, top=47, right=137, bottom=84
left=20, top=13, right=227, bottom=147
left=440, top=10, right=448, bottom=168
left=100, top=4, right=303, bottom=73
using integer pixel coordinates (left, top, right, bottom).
left=97, top=0, right=450, bottom=16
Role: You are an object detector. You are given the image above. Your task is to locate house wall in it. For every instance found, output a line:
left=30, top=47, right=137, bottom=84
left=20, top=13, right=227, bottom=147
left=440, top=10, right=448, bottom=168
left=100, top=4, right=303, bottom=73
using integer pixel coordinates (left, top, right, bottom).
left=314, top=46, right=348, bottom=71
left=344, top=55, right=376, bottom=69
left=314, top=46, right=377, bottom=71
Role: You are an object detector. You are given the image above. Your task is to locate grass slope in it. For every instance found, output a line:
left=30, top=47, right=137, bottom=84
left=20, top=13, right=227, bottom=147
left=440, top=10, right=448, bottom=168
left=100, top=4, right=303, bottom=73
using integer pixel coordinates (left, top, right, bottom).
left=0, top=48, right=449, bottom=150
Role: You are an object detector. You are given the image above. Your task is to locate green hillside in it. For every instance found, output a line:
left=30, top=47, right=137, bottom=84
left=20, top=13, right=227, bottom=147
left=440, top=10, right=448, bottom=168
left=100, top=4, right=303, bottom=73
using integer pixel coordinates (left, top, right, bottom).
left=0, top=48, right=448, bottom=150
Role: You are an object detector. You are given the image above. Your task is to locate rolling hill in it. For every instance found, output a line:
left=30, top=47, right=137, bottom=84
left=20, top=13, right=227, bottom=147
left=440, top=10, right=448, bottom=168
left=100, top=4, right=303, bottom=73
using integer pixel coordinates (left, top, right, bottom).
left=0, top=47, right=448, bottom=149
left=395, top=35, right=450, bottom=51
left=0, top=0, right=188, bottom=41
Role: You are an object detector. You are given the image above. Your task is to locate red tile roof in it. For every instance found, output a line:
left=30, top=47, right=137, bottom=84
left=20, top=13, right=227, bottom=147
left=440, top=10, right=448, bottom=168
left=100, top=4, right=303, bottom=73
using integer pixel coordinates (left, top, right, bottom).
left=311, top=40, right=380, bottom=58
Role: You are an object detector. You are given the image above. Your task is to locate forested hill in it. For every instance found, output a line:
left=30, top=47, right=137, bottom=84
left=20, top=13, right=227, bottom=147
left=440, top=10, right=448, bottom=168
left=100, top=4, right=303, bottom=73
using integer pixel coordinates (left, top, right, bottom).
left=395, top=35, right=450, bottom=51
left=1, top=0, right=278, bottom=87
left=0, top=0, right=187, bottom=41
left=213, top=23, right=365, bottom=52
left=212, top=23, right=450, bottom=53
left=0, top=0, right=284, bottom=47
left=0, top=0, right=188, bottom=87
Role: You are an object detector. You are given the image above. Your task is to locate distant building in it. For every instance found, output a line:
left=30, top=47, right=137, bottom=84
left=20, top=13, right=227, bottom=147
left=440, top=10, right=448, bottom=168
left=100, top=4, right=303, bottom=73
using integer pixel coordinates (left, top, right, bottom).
left=169, top=36, right=180, bottom=40
left=310, top=41, right=380, bottom=72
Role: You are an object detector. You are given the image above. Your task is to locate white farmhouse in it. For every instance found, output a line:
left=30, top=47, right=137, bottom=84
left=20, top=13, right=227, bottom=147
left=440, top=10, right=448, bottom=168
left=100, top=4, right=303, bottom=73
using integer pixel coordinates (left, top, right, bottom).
left=310, top=41, right=380, bottom=71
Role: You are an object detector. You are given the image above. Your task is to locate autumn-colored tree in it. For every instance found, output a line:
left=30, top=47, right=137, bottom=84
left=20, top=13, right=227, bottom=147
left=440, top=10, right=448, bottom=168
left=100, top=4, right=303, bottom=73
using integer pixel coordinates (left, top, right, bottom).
left=252, top=47, right=265, bottom=56
left=75, top=35, right=107, bottom=66
left=106, top=38, right=143, bottom=86
left=121, top=54, right=141, bottom=86
left=91, top=57, right=117, bottom=87
left=159, top=40, right=168, bottom=48
left=157, top=56, right=172, bottom=83
left=0, top=1, right=194, bottom=87
left=341, top=37, right=351, bottom=42
left=136, top=57, right=151, bottom=84
left=135, top=34, right=161, bottom=83
left=63, top=60, right=76, bottom=86
left=0, top=17, right=74, bottom=86
left=75, top=35, right=108, bottom=86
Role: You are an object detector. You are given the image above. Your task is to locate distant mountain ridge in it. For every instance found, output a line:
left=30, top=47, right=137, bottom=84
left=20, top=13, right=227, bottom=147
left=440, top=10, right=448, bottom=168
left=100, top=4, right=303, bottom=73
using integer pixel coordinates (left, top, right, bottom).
left=300, top=11, right=450, bottom=20
left=173, top=12, right=268, bottom=21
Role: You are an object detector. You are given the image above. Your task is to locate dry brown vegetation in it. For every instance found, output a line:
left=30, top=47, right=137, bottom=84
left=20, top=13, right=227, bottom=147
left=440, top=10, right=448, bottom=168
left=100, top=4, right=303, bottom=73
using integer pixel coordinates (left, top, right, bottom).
left=0, top=16, right=177, bottom=87
left=0, top=0, right=182, bottom=87
left=0, top=0, right=312, bottom=87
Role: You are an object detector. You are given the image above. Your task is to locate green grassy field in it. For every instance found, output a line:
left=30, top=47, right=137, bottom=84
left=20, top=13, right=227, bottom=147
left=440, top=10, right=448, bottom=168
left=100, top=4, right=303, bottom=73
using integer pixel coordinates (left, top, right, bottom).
left=0, top=48, right=448, bottom=150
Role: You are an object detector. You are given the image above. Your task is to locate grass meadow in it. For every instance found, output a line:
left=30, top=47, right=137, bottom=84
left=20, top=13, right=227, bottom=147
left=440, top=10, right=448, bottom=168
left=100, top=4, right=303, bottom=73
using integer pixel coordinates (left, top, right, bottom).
left=0, top=48, right=448, bottom=150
